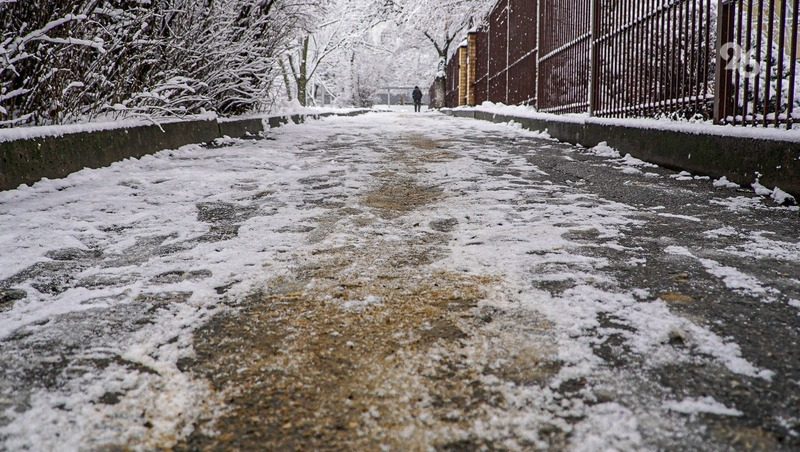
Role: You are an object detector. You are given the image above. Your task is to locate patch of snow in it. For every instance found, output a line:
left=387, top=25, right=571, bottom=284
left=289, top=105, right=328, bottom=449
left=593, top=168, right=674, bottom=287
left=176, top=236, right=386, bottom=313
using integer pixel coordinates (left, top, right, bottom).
left=665, top=246, right=775, bottom=301
left=657, top=213, right=702, bottom=222
left=703, top=227, right=738, bottom=238
left=1, top=360, right=217, bottom=450
left=571, top=403, right=643, bottom=452
left=619, top=167, right=642, bottom=175
left=708, top=196, right=798, bottom=213
left=710, top=196, right=765, bottom=211
left=627, top=257, right=647, bottom=266
left=665, top=396, right=742, bottom=417
left=620, top=153, right=658, bottom=167
left=722, top=231, right=800, bottom=262
left=341, top=295, right=383, bottom=311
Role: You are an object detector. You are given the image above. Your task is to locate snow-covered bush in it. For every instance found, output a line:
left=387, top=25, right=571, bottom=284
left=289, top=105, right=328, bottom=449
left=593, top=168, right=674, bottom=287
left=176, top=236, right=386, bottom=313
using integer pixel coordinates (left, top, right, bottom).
left=0, top=0, right=305, bottom=127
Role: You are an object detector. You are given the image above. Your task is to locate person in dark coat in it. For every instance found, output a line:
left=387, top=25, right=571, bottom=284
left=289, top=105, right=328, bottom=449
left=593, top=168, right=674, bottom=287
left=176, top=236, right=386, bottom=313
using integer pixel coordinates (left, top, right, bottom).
left=412, top=86, right=423, bottom=112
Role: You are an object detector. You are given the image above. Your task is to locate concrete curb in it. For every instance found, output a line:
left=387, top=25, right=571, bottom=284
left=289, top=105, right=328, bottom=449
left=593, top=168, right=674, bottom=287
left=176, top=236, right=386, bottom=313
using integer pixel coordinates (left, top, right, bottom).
left=444, top=109, right=800, bottom=198
left=0, top=110, right=371, bottom=191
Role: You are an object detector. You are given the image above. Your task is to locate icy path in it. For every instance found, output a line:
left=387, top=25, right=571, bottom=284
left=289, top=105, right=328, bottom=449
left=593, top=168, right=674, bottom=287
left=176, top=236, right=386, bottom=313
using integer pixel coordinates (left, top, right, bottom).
left=1, top=112, right=799, bottom=450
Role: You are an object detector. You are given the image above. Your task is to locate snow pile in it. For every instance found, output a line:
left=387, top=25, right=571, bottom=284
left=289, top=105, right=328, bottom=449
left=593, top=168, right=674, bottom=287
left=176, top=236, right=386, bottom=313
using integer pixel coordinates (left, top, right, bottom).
left=752, top=180, right=774, bottom=196
left=671, top=171, right=694, bottom=181
left=713, top=176, right=740, bottom=189
left=771, top=187, right=797, bottom=206
left=505, top=120, right=553, bottom=139
left=750, top=178, right=797, bottom=206
left=588, top=141, right=621, bottom=158
left=583, top=142, right=662, bottom=178
left=619, top=153, right=657, bottom=167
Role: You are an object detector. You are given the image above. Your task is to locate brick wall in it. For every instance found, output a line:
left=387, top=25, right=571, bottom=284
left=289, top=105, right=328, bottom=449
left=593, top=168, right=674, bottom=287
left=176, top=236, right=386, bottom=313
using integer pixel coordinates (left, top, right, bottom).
left=458, top=46, right=468, bottom=106
left=467, top=33, right=478, bottom=106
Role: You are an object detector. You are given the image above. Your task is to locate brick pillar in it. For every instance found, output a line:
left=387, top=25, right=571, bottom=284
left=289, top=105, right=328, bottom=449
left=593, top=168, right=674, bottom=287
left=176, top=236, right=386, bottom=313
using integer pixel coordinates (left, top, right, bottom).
left=458, top=46, right=468, bottom=106
left=467, top=33, right=478, bottom=106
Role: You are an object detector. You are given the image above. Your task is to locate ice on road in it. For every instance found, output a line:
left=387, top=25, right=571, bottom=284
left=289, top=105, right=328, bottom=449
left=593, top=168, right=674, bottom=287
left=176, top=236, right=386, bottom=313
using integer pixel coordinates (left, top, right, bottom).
left=1, top=112, right=799, bottom=450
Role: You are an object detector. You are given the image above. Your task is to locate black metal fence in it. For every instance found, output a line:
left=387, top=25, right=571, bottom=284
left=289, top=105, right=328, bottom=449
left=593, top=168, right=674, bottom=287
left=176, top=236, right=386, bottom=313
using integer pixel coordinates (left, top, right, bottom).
left=473, top=0, right=539, bottom=106
left=717, top=0, right=800, bottom=127
left=453, top=0, right=799, bottom=128
left=538, top=0, right=592, bottom=113
left=593, top=0, right=711, bottom=119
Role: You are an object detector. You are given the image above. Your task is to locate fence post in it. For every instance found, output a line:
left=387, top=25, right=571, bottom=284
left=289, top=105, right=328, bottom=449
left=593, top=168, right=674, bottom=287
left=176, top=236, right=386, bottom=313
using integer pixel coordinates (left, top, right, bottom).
left=535, top=0, right=542, bottom=110
left=714, top=0, right=736, bottom=124
left=487, top=12, right=492, bottom=101
left=589, top=0, right=601, bottom=116
left=506, top=0, right=512, bottom=104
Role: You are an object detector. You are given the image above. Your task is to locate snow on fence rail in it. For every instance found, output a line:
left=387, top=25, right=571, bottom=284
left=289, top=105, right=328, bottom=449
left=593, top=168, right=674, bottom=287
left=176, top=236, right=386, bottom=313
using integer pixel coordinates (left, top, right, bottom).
left=442, top=0, right=799, bottom=129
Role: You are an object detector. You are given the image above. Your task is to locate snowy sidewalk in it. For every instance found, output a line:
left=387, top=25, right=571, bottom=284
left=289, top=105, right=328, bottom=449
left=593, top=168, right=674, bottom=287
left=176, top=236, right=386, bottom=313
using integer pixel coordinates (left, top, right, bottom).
left=1, top=112, right=799, bottom=450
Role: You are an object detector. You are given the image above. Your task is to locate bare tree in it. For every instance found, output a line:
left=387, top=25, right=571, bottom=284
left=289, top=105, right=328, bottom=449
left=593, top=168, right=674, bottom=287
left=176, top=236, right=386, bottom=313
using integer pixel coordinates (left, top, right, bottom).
left=281, top=0, right=397, bottom=106
left=386, top=0, right=493, bottom=107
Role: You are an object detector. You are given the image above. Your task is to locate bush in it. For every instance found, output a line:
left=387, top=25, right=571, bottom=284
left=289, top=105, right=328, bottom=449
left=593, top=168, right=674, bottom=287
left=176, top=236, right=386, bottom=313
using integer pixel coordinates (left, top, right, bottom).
left=0, top=0, right=303, bottom=127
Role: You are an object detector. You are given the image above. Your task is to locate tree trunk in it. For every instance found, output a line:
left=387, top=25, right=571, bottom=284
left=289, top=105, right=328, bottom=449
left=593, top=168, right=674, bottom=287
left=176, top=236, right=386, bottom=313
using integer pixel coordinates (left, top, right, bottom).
left=297, top=36, right=310, bottom=106
left=279, top=59, right=293, bottom=101
left=433, top=76, right=445, bottom=109
left=297, top=77, right=307, bottom=106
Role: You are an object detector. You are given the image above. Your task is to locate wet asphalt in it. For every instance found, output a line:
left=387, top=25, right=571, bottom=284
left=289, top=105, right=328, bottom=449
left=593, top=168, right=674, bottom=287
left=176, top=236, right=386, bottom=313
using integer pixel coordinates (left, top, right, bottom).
left=505, top=136, right=800, bottom=449
left=0, top=112, right=798, bottom=450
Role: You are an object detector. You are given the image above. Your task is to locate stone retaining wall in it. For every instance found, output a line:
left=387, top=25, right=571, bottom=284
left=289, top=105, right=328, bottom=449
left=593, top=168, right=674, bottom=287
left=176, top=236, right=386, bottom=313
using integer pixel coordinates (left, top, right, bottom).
left=0, top=110, right=369, bottom=191
left=447, top=109, right=800, bottom=198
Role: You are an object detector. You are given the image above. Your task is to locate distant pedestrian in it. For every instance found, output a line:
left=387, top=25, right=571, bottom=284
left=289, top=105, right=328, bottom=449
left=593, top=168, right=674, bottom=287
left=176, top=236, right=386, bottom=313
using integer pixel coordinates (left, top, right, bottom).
left=412, top=86, right=423, bottom=112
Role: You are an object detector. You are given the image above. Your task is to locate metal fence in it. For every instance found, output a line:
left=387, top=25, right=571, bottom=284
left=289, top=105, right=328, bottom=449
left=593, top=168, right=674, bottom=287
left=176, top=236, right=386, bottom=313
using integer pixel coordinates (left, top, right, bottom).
left=594, top=0, right=725, bottom=121
left=717, top=0, right=800, bottom=127
left=538, top=0, right=592, bottom=113
left=473, top=0, right=538, bottom=106
left=452, top=0, right=799, bottom=128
